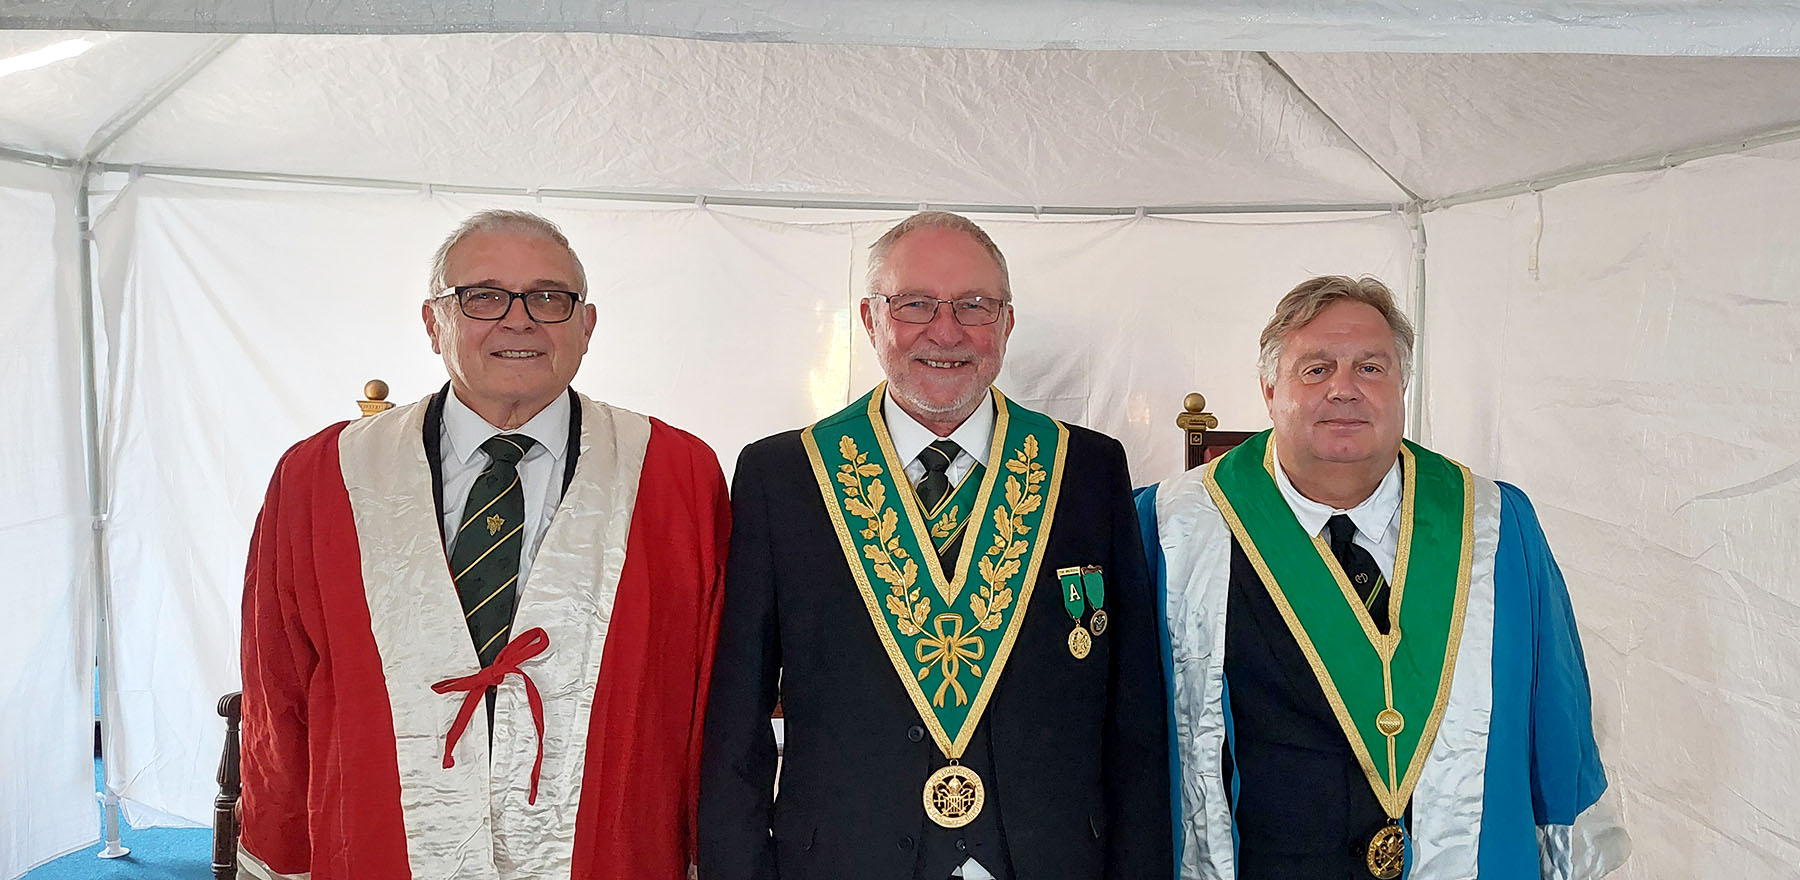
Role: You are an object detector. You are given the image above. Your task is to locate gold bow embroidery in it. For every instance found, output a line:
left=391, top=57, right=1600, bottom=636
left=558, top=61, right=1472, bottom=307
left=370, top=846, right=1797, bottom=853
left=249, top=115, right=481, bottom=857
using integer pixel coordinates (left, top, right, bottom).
left=915, top=613, right=986, bottom=706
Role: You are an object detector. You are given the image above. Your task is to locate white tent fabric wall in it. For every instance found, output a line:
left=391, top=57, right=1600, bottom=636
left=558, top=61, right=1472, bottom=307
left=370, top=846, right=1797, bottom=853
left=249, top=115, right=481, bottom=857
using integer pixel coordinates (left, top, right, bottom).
left=845, top=211, right=1416, bottom=475
left=1420, top=140, right=1800, bottom=877
left=85, top=175, right=1410, bottom=829
left=0, top=160, right=99, bottom=877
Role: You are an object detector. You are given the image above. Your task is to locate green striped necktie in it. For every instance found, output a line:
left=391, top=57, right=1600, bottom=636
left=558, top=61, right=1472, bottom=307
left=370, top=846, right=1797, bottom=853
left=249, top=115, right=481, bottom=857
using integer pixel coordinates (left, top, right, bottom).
left=450, top=434, right=537, bottom=666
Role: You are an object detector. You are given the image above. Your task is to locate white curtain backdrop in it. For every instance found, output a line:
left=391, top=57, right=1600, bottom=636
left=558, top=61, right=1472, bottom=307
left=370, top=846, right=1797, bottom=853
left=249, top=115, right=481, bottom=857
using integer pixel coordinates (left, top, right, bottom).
left=1420, top=140, right=1800, bottom=878
left=0, top=160, right=98, bottom=876
left=88, top=175, right=1410, bottom=825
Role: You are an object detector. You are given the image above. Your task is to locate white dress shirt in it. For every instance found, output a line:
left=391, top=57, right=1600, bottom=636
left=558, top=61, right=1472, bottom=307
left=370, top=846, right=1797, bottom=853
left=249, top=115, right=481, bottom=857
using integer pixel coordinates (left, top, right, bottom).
left=439, top=390, right=570, bottom=594
left=1270, top=441, right=1403, bottom=581
left=883, top=391, right=995, bottom=489
left=880, top=389, right=998, bottom=880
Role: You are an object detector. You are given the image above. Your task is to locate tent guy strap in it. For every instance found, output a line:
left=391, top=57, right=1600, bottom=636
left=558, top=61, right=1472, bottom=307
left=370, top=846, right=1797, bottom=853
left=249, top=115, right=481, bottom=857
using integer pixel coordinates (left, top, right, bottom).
left=3, top=1, right=1800, bottom=54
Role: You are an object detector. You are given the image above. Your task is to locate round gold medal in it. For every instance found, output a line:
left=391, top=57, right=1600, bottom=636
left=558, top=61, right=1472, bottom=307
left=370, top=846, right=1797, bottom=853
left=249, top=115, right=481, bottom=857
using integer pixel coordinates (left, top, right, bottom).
left=1366, top=823, right=1406, bottom=879
left=922, top=764, right=985, bottom=828
left=1068, top=625, right=1092, bottom=659
left=1088, top=608, right=1108, bottom=636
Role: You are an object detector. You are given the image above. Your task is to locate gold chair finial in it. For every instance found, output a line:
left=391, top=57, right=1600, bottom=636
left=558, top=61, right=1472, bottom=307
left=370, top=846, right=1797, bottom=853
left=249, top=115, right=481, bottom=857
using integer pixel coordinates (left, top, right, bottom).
left=1176, top=393, right=1218, bottom=433
left=357, top=379, right=395, bottom=418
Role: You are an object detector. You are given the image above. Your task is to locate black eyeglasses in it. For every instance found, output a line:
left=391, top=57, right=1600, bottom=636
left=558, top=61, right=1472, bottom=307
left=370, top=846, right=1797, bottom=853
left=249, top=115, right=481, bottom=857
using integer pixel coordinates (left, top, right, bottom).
left=873, top=293, right=1011, bottom=326
left=435, top=286, right=583, bottom=323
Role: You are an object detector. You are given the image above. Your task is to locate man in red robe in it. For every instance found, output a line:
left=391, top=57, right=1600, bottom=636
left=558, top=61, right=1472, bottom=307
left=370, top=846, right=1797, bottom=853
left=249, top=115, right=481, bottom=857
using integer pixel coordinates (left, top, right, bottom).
left=238, top=210, right=729, bottom=880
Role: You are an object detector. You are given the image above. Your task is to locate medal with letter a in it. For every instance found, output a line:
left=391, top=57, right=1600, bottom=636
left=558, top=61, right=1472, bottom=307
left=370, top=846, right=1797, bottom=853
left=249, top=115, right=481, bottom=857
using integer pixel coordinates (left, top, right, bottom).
left=1056, top=565, right=1105, bottom=658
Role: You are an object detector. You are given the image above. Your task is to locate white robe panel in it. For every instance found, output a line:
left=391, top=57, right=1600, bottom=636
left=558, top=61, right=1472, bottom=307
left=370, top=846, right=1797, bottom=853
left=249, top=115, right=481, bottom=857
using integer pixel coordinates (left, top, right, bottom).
left=337, top=393, right=649, bottom=879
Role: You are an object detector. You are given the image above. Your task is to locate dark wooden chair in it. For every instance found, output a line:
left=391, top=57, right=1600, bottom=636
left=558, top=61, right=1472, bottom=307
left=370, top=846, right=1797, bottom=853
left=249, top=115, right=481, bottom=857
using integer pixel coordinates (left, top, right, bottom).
left=213, top=693, right=241, bottom=880
left=1176, top=392, right=1253, bottom=470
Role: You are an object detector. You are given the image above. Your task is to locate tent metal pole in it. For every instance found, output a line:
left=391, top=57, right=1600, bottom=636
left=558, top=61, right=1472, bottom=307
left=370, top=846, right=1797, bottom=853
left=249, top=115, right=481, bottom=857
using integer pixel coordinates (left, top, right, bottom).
left=0, top=145, right=76, bottom=168
left=83, top=35, right=239, bottom=162
left=1422, top=120, right=1800, bottom=212
left=74, top=163, right=130, bottom=859
left=89, top=161, right=1401, bottom=215
left=1404, top=203, right=1428, bottom=442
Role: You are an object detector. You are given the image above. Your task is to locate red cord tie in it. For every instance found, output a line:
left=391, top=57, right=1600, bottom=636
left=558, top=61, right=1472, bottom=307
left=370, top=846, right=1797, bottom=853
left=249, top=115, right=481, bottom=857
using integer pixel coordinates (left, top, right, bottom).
left=430, top=627, right=551, bottom=804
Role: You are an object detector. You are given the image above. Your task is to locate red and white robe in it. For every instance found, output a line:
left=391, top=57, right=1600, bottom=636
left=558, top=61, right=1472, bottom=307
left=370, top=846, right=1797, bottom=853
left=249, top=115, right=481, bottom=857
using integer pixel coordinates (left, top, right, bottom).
left=238, top=393, right=729, bottom=879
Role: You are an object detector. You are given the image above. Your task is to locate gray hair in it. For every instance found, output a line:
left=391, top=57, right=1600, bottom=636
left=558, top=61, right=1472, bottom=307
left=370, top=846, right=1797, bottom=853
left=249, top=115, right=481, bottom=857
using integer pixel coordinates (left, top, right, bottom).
left=865, top=211, right=1011, bottom=300
left=1257, top=275, right=1415, bottom=387
left=426, top=209, right=588, bottom=301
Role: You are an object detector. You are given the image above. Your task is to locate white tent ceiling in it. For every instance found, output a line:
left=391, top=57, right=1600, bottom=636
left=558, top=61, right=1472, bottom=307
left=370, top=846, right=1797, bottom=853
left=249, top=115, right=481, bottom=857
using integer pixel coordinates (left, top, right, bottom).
left=6, top=0, right=1800, bottom=53
left=3, top=28, right=1800, bottom=207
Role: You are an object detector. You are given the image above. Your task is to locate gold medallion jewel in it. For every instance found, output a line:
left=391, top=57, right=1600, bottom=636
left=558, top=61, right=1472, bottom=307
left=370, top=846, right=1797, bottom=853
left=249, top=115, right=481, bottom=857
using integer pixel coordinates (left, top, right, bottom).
left=1367, top=823, right=1406, bottom=879
left=1088, top=608, right=1108, bottom=637
left=923, top=764, right=985, bottom=828
left=1376, top=708, right=1405, bottom=738
left=1068, top=625, right=1092, bottom=659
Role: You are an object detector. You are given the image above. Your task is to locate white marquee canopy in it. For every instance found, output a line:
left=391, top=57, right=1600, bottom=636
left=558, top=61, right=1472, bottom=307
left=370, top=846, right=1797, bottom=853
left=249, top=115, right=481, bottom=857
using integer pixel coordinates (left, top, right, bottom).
left=3, top=3, right=1797, bottom=878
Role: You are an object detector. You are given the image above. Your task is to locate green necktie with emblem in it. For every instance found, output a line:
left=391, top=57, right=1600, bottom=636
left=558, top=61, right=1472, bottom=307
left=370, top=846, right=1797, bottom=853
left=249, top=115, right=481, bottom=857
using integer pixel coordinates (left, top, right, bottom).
left=915, top=439, right=964, bottom=565
left=450, top=434, right=537, bottom=666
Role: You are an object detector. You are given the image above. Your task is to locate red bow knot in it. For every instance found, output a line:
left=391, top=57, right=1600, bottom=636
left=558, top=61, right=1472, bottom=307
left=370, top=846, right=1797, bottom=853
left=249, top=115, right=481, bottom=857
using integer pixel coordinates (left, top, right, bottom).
left=431, top=627, right=551, bottom=804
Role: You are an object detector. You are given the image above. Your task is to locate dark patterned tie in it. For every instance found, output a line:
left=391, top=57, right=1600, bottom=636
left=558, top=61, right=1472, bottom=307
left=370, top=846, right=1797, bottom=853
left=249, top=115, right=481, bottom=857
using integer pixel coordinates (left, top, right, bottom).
left=1326, top=514, right=1390, bottom=634
left=915, top=439, right=962, bottom=513
left=450, top=434, right=537, bottom=666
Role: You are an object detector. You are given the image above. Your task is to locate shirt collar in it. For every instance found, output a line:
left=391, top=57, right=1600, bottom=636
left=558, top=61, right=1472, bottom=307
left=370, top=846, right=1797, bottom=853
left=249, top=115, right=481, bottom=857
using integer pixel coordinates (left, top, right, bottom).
left=1270, top=439, right=1402, bottom=541
left=441, top=389, right=570, bottom=467
left=881, top=389, right=996, bottom=468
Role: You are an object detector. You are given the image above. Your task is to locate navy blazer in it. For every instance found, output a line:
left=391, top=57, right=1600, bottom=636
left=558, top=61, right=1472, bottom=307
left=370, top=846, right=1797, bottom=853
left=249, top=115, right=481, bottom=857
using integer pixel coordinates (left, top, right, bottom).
left=699, top=422, right=1172, bottom=880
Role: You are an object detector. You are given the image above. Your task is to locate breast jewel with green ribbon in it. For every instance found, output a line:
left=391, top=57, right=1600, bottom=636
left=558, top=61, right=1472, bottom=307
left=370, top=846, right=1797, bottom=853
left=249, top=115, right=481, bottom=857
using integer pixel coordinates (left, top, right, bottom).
left=1055, top=565, right=1107, bottom=658
left=1203, top=430, right=1473, bottom=880
left=803, top=383, right=1068, bottom=828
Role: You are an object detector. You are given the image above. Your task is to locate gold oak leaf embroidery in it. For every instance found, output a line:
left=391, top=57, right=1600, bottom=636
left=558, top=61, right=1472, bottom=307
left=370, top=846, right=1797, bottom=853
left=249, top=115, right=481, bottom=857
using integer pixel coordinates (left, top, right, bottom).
left=970, top=434, right=1042, bottom=630
left=836, top=435, right=927, bottom=636
left=930, top=506, right=961, bottom=540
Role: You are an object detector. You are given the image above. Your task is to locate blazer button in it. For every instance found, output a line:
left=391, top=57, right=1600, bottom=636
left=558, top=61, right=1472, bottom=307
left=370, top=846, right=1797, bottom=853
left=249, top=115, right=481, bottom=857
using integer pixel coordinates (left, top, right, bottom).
left=955, top=838, right=969, bottom=852
left=907, top=724, right=925, bottom=742
left=898, top=835, right=914, bottom=850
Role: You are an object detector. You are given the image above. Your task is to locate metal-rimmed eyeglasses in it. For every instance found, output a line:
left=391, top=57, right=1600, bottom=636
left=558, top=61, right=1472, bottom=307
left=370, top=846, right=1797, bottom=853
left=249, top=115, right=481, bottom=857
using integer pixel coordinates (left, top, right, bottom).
left=873, top=293, right=1011, bottom=326
left=435, top=286, right=584, bottom=323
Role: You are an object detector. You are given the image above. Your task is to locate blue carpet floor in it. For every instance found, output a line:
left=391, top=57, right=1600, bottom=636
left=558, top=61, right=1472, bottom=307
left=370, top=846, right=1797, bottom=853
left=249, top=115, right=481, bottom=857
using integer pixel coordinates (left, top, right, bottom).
left=22, top=761, right=212, bottom=879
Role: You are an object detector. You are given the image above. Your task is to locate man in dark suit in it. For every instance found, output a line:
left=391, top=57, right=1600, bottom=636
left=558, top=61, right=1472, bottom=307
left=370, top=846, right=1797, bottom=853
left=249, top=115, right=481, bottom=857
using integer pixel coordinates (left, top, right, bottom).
left=700, top=211, right=1171, bottom=880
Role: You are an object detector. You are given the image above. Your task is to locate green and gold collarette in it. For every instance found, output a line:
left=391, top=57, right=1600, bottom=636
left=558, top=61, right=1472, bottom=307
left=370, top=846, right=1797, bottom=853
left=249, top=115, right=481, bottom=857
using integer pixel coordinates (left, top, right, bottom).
left=803, top=382, right=1069, bottom=759
left=1203, top=430, right=1473, bottom=819
left=925, top=465, right=984, bottom=554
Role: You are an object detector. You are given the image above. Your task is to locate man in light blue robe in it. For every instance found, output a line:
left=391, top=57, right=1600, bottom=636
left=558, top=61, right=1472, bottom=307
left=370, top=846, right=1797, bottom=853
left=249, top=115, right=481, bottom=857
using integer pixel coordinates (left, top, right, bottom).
left=1138, top=275, right=1628, bottom=879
